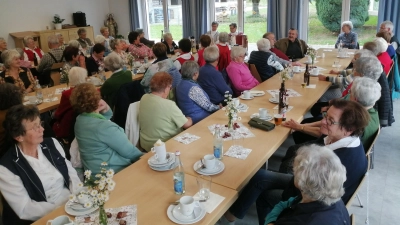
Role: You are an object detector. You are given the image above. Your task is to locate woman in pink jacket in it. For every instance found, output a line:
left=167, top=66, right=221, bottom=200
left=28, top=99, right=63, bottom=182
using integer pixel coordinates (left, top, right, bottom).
left=226, top=46, right=259, bottom=96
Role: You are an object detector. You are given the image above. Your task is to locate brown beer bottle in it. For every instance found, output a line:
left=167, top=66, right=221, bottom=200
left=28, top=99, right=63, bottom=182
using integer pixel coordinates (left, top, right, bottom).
left=304, top=64, right=310, bottom=86
left=278, top=82, right=287, bottom=121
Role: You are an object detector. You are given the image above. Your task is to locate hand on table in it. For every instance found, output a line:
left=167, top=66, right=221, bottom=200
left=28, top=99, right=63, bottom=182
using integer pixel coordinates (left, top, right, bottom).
left=291, top=61, right=302, bottom=66
left=97, top=99, right=109, bottom=113
left=329, top=69, right=340, bottom=75
left=318, top=75, right=326, bottom=81
left=282, top=119, right=301, bottom=131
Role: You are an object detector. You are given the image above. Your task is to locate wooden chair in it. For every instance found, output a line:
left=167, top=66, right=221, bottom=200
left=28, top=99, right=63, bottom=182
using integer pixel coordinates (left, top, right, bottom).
left=248, top=64, right=263, bottom=83
left=350, top=214, right=355, bottom=225
left=386, top=60, right=394, bottom=78
left=366, top=126, right=380, bottom=169
left=51, top=71, right=61, bottom=86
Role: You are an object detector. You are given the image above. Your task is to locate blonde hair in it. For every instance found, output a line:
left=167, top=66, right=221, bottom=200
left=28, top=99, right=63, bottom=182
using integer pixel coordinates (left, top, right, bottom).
left=100, top=27, right=109, bottom=34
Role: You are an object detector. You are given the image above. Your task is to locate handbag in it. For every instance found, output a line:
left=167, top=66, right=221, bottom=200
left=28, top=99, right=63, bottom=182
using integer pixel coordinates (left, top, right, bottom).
left=248, top=118, right=275, bottom=131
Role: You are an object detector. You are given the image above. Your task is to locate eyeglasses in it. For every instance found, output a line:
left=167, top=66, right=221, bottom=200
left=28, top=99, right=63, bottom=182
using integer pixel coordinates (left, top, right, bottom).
left=27, top=121, right=44, bottom=132
left=322, top=112, right=340, bottom=126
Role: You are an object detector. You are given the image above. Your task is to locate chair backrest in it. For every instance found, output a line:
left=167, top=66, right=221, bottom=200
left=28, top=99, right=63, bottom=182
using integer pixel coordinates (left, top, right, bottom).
left=350, top=214, right=355, bottom=225
left=365, top=126, right=380, bottom=156
left=346, top=154, right=371, bottom=208
left=249, top=64, right=263, bottom=83
left=386, top=59, right=395, bottom=78
left=51, top=71, right=61, bottom=86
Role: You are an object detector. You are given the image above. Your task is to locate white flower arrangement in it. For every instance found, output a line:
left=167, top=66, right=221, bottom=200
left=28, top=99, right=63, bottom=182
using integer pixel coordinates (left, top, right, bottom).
left=306, top=47, right=317, bottom=64
left=280, top=67, right=292, bottom=82
left=222, top=91, right=241, bottom=128
left=69, top=162, right=115, bottom=208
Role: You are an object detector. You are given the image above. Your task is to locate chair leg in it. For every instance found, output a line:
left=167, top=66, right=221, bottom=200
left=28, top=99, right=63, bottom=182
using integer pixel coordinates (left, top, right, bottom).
left=356, top=194, right=363, bottom=208
left=370, top=146, right=374, bottom=169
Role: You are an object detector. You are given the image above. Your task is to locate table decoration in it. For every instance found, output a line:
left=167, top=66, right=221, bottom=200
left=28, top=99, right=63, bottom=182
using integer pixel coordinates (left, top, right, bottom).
left=74, top=204, right=137, bottom=225
left=224, top=145, right=252, bottom=160
left=273, top=105, right=294, bottom=113
left=174, top=133, right=200, bottom=144
left=306, top=47, right=317, bottom=66
left=208, top=123, right=255, bottom=141
left=266, top=89, right=301, bottom=97
left=222, top=91, right=241, bottom=131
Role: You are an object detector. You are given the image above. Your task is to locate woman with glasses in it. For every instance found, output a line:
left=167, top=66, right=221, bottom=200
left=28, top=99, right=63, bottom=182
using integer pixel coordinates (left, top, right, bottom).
left=0, top=105, right=82, bottom=224
left=226, top=46, right=259, bottom=96
left=139, top=72, right=193, bottom=152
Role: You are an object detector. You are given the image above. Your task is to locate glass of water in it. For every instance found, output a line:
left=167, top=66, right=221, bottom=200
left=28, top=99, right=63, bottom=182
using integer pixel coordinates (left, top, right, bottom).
left=196, top=175, right=212, bottom=200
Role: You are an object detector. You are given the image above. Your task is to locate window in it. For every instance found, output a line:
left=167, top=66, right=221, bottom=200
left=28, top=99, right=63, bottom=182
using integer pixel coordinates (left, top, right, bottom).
left=214, top=0, right=238, bottom=33
left=244, top=0, right=268, bottom=44
left=147, top=0, right=182, bottom=41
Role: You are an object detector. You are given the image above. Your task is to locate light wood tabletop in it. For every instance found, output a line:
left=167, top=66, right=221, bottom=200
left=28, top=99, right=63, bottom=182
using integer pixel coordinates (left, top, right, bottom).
left=32, top=158, right=238, bottom=225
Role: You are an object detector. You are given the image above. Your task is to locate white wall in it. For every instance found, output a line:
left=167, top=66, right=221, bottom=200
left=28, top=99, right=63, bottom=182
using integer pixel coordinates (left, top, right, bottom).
left=108, top=0, right=132, bottom=39
left=0, top=0, right=110, bottom=49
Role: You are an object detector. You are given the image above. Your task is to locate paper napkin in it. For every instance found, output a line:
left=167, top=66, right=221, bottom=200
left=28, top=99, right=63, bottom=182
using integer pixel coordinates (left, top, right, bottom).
left=194, top=192, right=225, bottom=214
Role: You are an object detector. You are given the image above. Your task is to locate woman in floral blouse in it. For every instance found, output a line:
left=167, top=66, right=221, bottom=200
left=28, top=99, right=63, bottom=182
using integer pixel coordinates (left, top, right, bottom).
left=0, top=49, right=35, bottom=93
left=60, top=46, right=81, bottom=84
left=127, top=31, right=154, bottom=59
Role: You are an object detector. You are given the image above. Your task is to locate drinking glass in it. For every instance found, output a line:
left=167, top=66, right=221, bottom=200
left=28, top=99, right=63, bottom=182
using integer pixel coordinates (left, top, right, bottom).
left=232, top=129, right=244, bottom=148
left=196, top=175, right=212, bottom=200
left=48, top=90, right=54, bottom=101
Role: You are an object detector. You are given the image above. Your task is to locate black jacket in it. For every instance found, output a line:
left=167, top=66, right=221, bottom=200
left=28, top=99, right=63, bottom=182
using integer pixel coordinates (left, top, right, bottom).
left=375, top=72, right=393, bottom=126
left=248, top=51, right=277, bottom=81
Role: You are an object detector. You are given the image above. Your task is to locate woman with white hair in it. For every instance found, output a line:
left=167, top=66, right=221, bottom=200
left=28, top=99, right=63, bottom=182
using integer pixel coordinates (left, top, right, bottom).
left=0, top=37, right=7, bottom=64
left=22, top=36, right=44, bottom=62
left=100, top=26, right=114, bottom=56
left=162, top=33, right=180, bottom=55
left=374, top=37, right=393, bottom=74
left=55, top=33, right=67, bottom=50
left=376, top=31, right=396, bottom=58
left=335, top=21, right=358, bottom=49
left=100, top=52, right=133, bottom=109
left=248, top=38, right=283, bottom=81
left=110, top=38, right=127, bottom=62
left=226, top=46, right=259, bottom=96
left=52, top=67, right=88, bottom=140
left=176, top=61, right=220, bottom=124
left=216, top=32, right=231, bottom=71
left=264, top=145, right=349, bottom=225
left=0, top=49, right=36, bottom=93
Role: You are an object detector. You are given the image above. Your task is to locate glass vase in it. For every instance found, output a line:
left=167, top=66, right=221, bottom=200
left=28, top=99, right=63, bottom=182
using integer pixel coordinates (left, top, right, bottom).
left=228, top=117, right=234, bottom=132
left=98, top=205, right=108, bottom=225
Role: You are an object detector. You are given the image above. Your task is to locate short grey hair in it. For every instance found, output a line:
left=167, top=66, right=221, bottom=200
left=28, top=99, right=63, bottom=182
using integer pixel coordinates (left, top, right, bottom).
left=354, top=57, right=383, bottom=81
left=68, top=67, right=88, bottom=86
left=342, top=20, right=353, bottom=30
left=181, top=61, right=199, bottom=79
left=363, top=42, right=380, bottom=56
left=351, top=77, right=381, bottom=107
left=94, top=35, right=106, bottom=44
left=15, top=48, right=24, bottom=57
left=218, top=32, right=229, bottom=43
left=257, top=38, right=271, bottom=52
left=55, top=33, right=63, bottom=38
left=104, top=52, right=123, bottom=72
left=294, top=144, right=346, bottom=206
left=68, top=40, right=81, bottom=49
left=1, top=49, right=20, bottom=68
left=77, top=28, right=87, bottom=35
left=110, top=39, right=124, bottom=50
left=354, top=49, right=375, bottom=59
left=0, top=37, right=5, bottom=44
left=381, top=20, right=394, bottom=33
left=23, top=36, right=34, bottom=45
left=374, top=37, right=388, bottom=54
left=163, top=33, right=173, bottom=41
left=203, top=46, right=219, bottom=63
left=230, top=46, right=246, bottom=59
left=47, top=35, right=59, bottom=45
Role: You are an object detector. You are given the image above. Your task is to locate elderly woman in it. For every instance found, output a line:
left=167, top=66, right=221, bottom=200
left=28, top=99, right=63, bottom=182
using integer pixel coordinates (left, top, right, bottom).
left=335, top=21, right=358, bottom=49
left=55, top=33, right=67, bottom=51
left=71, top=83, right=143, bottom=174
left=0, top=105, right=81, bottom=224
left=216, top=32, right=231, bottom=71
left=76, top=28, right=93, bottom=49
left=0, top=83, right=23, bottom=156
left=226, top=46, right=259, bottom=96
left=110, top=38, right=128, bottom=62
left=220, top=99, right=369, bottom=225
left=176, top=61, right=220, bottom=124
left=197, top=35, right=211, bottom=67
left=92, top=35, right=110, bottom=57
left=100, top=52, right=132, bottom=109
left=198, top=46, right=233, bottom=105
left=376, top=31, right=396, bottom=58
left=0, top=37, right=7, bottom=64
left=23, top=36, right=44, bottom=62
left=248, top=38, right=284, bottom=81
left=0, top=49, right=36, bottom=93
left=128, top=31, right=154, bottom=59
left=141, top=42, right=181, bottom=94
left=173, top=38, right=197, bottom=71
left=264, top=145, right=349, bottom=225
left=363, top=41, right=392, bottom=74
left=162, top=33, right=179, bottom=55
left=60, top=46, right=80, bottom=84
left=52, top=67, right=87, bottom=140
left=139, top=72, right=193, bottom=152
left=85, top=43, right=106, bottom=76
left=136, top=28, right=155, bottom=48
left=100, top=26, right=114, bottom=56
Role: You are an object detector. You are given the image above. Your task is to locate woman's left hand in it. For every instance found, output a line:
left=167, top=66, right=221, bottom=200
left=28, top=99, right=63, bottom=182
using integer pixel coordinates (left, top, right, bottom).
left=318, top=75, right=326, bottom=81
left=97, top=99, right=109, bottom=113
left=282, top=119, right=301, bottom=131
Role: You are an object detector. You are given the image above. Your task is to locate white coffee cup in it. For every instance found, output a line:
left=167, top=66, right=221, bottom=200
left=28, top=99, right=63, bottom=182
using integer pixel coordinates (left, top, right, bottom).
left=29, top=96, right=37, bottom=104
left=321, top=53, right=325, bottom=58
left=311, top=67, right=320, bottom=75
left=242, top=90, right=251, bottom=99
left=179, top=196, right=195, bottom=216
left=293, top=66, right=300, bottom=72
left=203, top=154, right=216, bottom=170
left=46, top=215, right=73, bottom=225
left=274, top=93, right=279, bottom=101
left=307, top=55, right=312, bottom=63
left=259, top=108, right=268, bottom=119
left=151, top=143, right=167, bottom=162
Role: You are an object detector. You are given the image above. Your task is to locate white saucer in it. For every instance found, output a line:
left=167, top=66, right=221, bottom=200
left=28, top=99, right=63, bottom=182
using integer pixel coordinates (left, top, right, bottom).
left=332, top=64, right=342, bottom=68
left=250, top=113, right=273, bottom=121
left=65, top=202, right=99, bottom=216
left=336, top=55, right=349, bottom=58
left=237, top=103, right=248, bottom=111
left=148, top=152, right=175, bottom=167
left=240, top=95, right=254, bottom=100
left=310, top=73, right=319, bottom=77
left=250, top=91, right=265, bottom=97
left=149, top=163, right=177, bottom=172
left=69, top=202, right=87, bottom=211
left=167, top=203, right=206, bottom=224
left=269, top=98, right=279, bottom=104
left=193, top=160, right=225, bottom=175
left=172, top=203, right=204, bottom=222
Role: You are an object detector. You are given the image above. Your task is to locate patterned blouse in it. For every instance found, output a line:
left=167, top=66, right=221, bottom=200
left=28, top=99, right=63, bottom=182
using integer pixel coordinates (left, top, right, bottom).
left=128, top=43, right=154, bottom=59
left=335, top=31, right=358, bottom=49
left=0, top=68, right=36, bottom=93
left=60, top=62, right=79, bottom=84
left=188, top=85, right=219, bottom=112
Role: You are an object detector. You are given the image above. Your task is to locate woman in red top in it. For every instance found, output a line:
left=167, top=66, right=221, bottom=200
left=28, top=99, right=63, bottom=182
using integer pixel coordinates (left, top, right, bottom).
left=363, top=40, right=392, bottom=74
left=216, top=32, right=231, bottom=72
left=52, top=67, right=87, bottom=139
left=197, top=35, right=211, bottom=67
left=22, top=36, right=44, bottom=62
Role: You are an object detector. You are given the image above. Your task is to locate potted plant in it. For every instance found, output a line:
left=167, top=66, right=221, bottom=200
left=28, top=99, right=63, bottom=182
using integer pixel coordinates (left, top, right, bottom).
left=52, top=14, right=65, bottom=30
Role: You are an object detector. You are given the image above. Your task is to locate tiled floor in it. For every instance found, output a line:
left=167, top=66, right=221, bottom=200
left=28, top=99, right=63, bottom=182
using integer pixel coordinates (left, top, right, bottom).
left=230, top=99, right=400, bottom=225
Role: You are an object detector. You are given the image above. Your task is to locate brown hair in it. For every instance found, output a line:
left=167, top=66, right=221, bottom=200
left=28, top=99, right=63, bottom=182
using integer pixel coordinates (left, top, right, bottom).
left=0, top=83, right=23, bottom=110
left=329, top=99, right=370, bottom=137
left=152, top=42, right=167, bottom=58
left=376, top=31, right=391, bottom=43
left=70, top=83, right=101, bottom=114
left=150, top=72, right=172, bottom=93
left=199, top=35, right=211, bottom=48
left=362, top=42, right=379, bottom=55
left=263, top=32, right=274, bottom=39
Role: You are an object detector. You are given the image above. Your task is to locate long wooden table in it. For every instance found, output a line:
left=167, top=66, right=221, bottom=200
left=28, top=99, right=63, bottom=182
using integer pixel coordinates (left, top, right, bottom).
left=32, top=49, right=353, bottom=224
